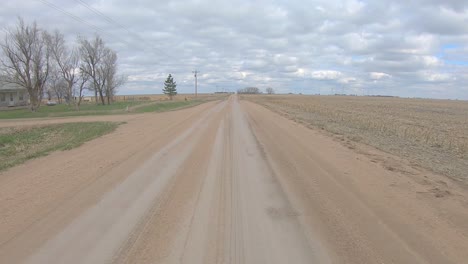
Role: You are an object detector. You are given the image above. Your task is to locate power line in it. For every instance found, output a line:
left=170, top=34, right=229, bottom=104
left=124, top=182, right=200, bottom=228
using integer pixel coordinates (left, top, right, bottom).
left=74, top=0, right=183, bottom=64
left=39, top=0, right=158, bottom=59
left=42, top=0, right=256, bottom=79
left=39, top=0, right=190, bottom=69
left=76, top=0, right=129, bottom=33
left=38, top=0, right=106, bottom=35
left=38, top=0, right=292, bottom=83
left=72, top=0, right=258, bottom=76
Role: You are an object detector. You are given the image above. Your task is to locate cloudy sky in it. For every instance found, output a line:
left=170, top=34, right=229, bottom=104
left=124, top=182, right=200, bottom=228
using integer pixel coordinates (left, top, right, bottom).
left=1, top=0, right=468, bottom=99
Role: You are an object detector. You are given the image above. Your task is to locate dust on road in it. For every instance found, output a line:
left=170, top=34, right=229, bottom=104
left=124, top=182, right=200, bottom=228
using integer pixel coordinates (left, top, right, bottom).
left=1, top=95, right=467, bottom=263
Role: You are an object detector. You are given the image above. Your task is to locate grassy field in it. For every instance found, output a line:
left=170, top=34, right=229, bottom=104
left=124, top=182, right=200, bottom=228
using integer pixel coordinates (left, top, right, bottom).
left=134, top=100, right=204, bottom=113
left=0, top=122, right=120, bottom=171
left=243, top=95, right=468, bottom=182
left=0, top=101, right=147, bottom=119
left=133, top=94, right=229, bottom=113
left=0, top=94, right=228, bottom=119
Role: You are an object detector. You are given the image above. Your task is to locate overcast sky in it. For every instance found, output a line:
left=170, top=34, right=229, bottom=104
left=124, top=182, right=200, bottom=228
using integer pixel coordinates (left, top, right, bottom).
left=1, top=0, right=468, bottom=99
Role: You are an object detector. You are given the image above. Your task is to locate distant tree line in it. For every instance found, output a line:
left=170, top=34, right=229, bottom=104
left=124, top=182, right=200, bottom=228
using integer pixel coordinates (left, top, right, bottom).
left=237, top=87, right=261, bottom=94
left=0, top=17, right=126, bottom=111
left=237, top=87, right=275, bottom=94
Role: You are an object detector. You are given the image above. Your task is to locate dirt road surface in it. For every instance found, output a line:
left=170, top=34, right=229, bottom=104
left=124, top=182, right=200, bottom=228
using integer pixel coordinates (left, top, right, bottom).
left=1, top=95, right=467, bottom=263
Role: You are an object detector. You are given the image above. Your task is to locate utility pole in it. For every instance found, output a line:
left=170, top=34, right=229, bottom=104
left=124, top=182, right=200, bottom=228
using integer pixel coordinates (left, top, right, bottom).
left=192, top=70, right=198, bottom=97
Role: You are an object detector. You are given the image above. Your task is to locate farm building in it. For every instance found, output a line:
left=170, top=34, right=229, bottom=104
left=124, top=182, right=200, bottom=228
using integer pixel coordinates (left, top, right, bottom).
left=0, top=81, right=29, bottom=107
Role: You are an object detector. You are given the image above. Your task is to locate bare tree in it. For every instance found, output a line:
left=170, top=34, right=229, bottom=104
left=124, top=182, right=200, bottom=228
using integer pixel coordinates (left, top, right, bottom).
left=78, top=35, right=107, bottom=105
left=105, top=74, right=126, bottom=104
left=113, top=74, right=127, bottom=97
left=101, top=49, right=126, bottom=104
left=45, top=88, right=53, bottom=101
left=0, top=18, right=51, bottom=111
left=266, top=87, right=275, bottom=94
left=78, top=35, right=122, bottom=105
left=48, top=69, right=67, bottom=103
left=75, top=71, right=89, bottom=108
left=101, top=48, right=117, bottom=104
left=49, top=30, right=80, bottom=106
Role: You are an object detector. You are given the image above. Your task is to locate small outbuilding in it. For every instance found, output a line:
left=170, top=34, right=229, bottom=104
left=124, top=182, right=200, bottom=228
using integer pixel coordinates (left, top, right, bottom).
left=0, top=81, right=29, bottom=107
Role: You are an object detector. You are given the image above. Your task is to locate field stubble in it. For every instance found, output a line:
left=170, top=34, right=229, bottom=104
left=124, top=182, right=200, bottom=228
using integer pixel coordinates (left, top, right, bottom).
left=243, top=95, right=468, bottom=182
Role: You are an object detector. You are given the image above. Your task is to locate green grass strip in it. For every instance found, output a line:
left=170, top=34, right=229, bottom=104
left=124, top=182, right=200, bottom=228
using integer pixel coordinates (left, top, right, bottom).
left=0, top=122, right=120, bottom=171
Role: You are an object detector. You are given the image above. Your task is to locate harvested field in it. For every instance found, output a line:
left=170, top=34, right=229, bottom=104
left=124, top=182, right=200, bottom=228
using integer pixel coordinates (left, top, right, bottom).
left=242, top=95, right=468, bottom=182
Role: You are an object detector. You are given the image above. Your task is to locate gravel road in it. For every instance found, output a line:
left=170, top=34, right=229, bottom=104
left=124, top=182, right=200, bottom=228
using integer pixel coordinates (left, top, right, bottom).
left=1, top=95, right=467, bottom=263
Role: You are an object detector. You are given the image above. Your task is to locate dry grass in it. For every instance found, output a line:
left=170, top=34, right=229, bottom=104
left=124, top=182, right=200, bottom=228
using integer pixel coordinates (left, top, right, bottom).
left=113, top=93, right=225, bottom=102
left=243, top=95, right=468, bottom=182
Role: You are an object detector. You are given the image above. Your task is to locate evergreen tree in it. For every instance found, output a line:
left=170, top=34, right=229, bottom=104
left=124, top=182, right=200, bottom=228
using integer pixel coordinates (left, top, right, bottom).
left=163, top=74, right=177, bottom=100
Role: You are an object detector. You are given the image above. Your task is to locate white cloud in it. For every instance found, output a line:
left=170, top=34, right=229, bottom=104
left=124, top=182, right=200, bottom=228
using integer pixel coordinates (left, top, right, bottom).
left=311, top=70, right=342, bottom=80
left=422, top=72, right=455, bottom=82
left=345, top=0, right=366, bottom=14
left=338, top=77, right=357, bottom=84
left=1, top=0, right=467, bottom=98
left=422, top=56, right=442, bottom=67
left=370, top=72, right=391, bottom=79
